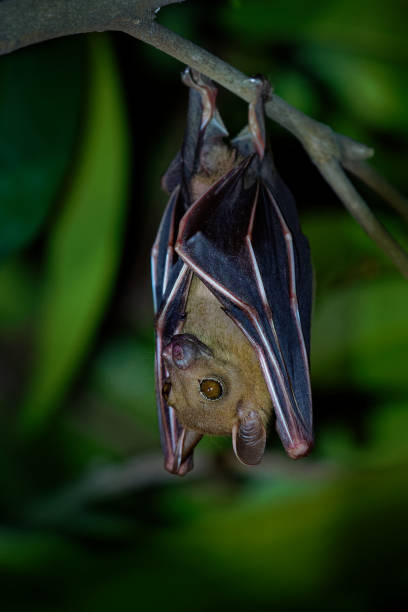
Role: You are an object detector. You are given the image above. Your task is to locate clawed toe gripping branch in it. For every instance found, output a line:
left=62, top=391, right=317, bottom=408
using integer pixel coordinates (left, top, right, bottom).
left=1, top=0, right=408, bottom=276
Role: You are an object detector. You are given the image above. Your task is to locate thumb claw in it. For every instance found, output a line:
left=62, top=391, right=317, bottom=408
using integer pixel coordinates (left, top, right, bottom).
left=232, top=408, right=266, bottom=466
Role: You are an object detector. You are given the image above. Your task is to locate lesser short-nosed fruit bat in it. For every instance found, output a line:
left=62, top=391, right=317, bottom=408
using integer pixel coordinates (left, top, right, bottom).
left=151, top=68, right=313, bottom=475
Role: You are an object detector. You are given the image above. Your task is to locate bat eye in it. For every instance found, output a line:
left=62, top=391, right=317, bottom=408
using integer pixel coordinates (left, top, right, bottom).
left=199, top=378, right=223, bottom=401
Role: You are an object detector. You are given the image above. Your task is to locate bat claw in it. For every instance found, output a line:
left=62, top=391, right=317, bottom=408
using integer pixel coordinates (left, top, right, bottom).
left=182, top=67, right=219, bottom=133
left=286, top=440, right=313, bottom=459
left=165, top=428, right=203, bottom=476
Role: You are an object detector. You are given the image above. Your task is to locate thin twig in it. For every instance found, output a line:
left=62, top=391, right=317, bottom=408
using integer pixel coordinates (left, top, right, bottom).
left=318, top=159, right=408, bottom=273
left=1, top=0, right=408, bottom=276
left=343, top=159, right=408, bottom=224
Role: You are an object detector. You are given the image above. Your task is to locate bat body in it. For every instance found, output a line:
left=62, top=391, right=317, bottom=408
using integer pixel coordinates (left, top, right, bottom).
left=151, top=69, right=313, bottom=475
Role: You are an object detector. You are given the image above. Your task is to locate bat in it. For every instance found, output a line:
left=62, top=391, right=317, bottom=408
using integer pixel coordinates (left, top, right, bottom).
left=151, top=68, right=313, bottom=475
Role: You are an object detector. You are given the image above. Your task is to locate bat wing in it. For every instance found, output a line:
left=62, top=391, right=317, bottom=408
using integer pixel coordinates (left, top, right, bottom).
left=151, top=186, right=203, bottom=476
left=176, top=153, right=313, bottom=458
left=153, top=68, right=313, bottom=472
left=151, top=70, right=223, bottom=475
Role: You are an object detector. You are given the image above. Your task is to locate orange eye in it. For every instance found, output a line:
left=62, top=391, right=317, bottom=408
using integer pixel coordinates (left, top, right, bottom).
left=199, top=378, right=223, bottom=401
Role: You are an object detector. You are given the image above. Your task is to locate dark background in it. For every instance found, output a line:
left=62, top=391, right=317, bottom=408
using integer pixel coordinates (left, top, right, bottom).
left=0, top=1, right=407, bottom=610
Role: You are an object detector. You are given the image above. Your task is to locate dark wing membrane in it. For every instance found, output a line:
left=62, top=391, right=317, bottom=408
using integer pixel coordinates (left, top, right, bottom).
left=162, top=70, right=224, bottom=201
left=153, top=70, right=219, bottom=310
left=154, top=264, right=196, bottom=476
left=260, top=155, right=313, bottom=356
left=151, top=182, right=196, bottom=475
left=176, top=156, right=313, bottom=457
left=151, top=71, right=219, bottom=475
left=251, top=176, right=313, bottom=449
left=151, top=186, right=200, bottom=474
left=161, top=87, right=203, bottom=196
left=151, top=186, right=182, bottom=313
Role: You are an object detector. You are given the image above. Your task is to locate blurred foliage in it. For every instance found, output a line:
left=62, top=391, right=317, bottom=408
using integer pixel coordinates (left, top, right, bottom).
left=0, top=38, right=86, bottom=259
left=18, top=35, right=130, bottom=435
left=0, top=1, right=407, bottom=611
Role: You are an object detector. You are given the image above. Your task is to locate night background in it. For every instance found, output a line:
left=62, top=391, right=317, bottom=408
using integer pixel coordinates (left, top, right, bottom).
left=0, top=0, right=407, bottom=609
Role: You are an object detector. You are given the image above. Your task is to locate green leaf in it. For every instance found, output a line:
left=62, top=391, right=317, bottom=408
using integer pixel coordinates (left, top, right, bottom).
left=300, top=47, right=408, bottom=133
left=272, top=70, right=320, bottom=116
left=303, top=211, right=393, bottom=296
left=312, top=277, right=408, bottom=391
left=220, top=0, right=324, bottom=43
left=0, top=38, right=86, bottom=259
left=220, top=0, right=408, bottom=61
left=302, top=210, right=408, bottom=391
left=159, top=460, right=408, bottom=608
left=90, top=335, right=156, bottom=431
left=0, top=257, right=37, bottom=332
left=0, top=528, right=81, bottom=572
left=19, top=34, right=130, bottom=434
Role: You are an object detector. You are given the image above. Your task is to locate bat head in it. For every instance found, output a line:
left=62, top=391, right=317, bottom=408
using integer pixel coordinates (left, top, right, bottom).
left=162, top=275, right=270, bottom=465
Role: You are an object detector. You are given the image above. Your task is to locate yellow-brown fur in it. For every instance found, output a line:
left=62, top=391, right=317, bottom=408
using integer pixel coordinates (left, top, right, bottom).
left=167, top=275, right=272, bottom=435
left=190, top=143, right=242, bottom=202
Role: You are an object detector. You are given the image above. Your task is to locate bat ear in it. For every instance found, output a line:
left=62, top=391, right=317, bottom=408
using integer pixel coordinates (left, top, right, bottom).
left=232, top=408, right=266, bottom=466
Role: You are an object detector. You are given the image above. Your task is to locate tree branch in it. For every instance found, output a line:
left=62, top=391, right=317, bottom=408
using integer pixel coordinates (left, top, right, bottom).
left=0, top=0, right=180, bottom=54
left=1, top=0, right=408, bottom=276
